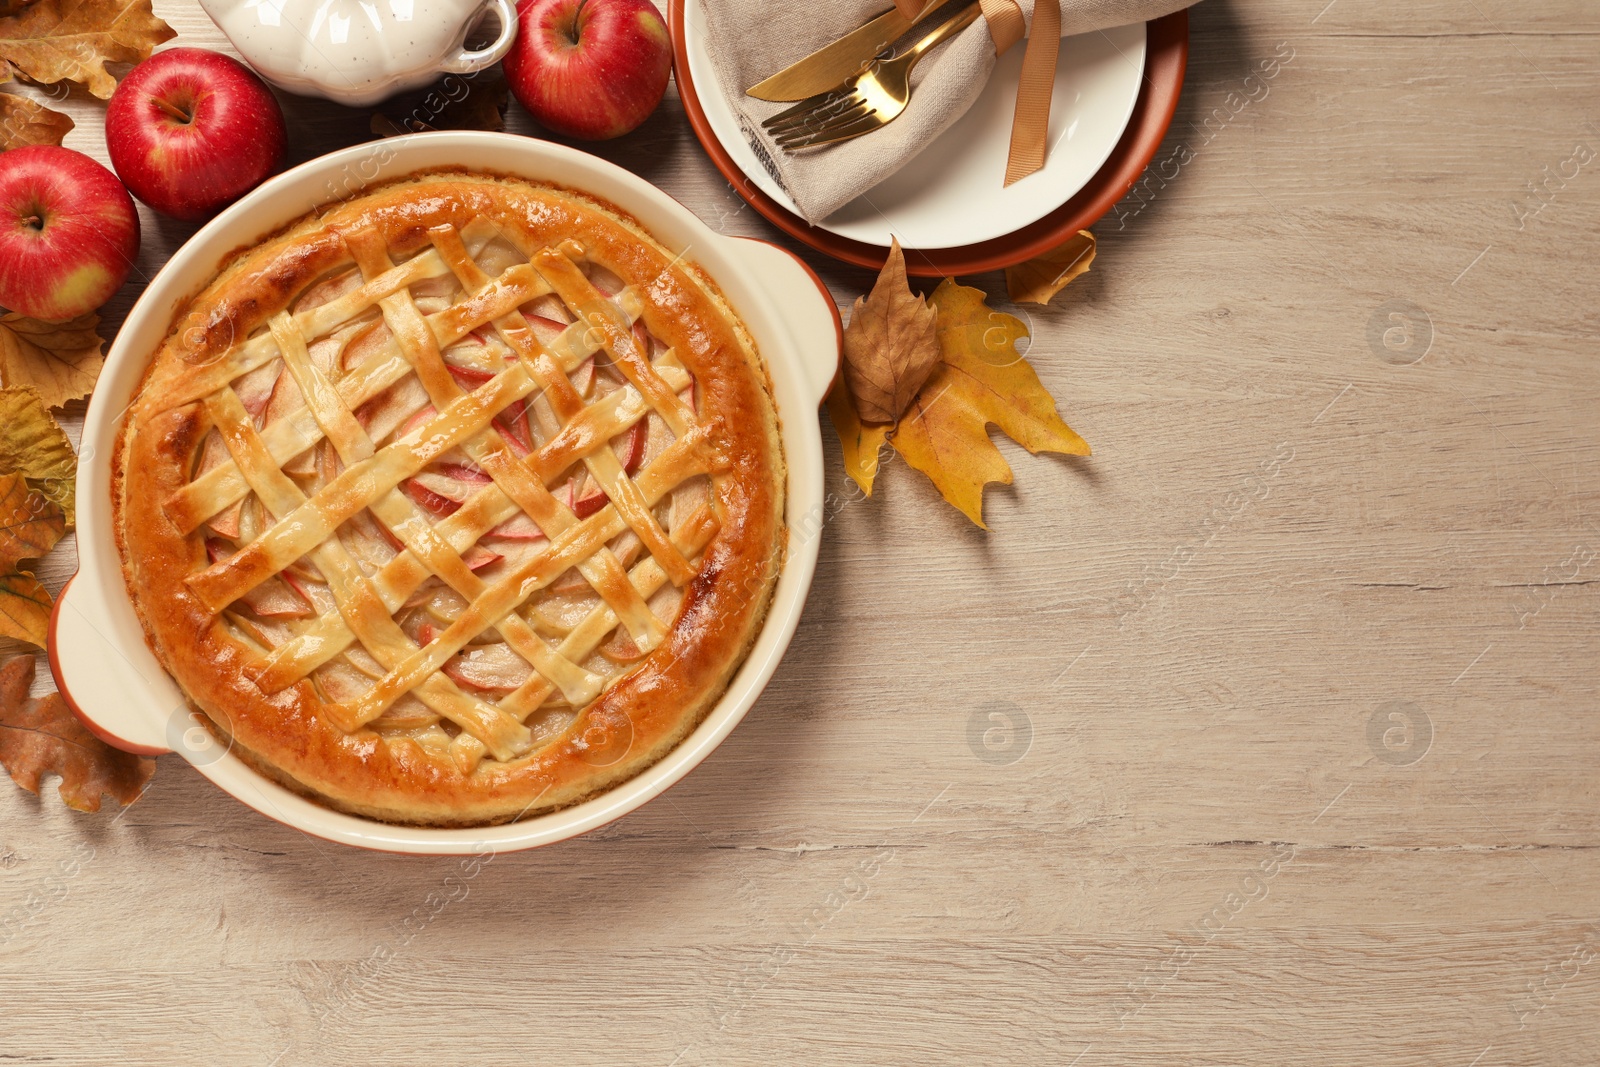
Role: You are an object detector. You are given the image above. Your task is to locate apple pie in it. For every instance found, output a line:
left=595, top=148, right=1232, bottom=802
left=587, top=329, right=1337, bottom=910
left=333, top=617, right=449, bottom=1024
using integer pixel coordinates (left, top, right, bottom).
left=113, top=171, right=786, bottom=826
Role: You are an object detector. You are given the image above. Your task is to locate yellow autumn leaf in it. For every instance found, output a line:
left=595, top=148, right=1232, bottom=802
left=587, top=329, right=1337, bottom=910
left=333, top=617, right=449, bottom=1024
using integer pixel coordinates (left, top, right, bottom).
left=0, top=385, right=76, bottom=527
left=0, top=310, right=104, bottom=408
left=0, top=88, right=70, bottom=150
left=825, top=376, right=888, bottom=496
left=0, top=471, right=60, bottom=649
left=0, top=569, right=49, bottom=647
left=0, top=0, right=174, bottom=99
left=889, top=279, right=1089, bottom=528
left=1005, top=230, right=1096, bottom=306
left=0, top=469, right=62, bottom=569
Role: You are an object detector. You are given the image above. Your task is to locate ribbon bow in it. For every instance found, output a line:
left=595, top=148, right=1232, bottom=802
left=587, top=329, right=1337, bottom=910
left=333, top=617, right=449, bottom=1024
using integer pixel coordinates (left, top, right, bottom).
left=895, top=0, right=1060, bottom=185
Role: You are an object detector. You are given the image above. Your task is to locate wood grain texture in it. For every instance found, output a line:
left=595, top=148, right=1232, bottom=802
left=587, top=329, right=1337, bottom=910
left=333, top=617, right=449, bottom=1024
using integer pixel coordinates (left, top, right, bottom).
left=3, top=0, right=1598, bottom=1063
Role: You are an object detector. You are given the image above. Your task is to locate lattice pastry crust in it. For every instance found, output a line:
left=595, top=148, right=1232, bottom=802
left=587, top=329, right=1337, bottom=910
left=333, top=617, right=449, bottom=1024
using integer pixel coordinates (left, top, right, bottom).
left=113, top=172, right=786, bottom=826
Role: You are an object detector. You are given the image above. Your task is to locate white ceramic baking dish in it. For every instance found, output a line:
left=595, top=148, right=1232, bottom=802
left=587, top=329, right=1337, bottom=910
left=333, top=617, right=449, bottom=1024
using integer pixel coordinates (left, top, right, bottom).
left=48, top=132, right=840, bottom=855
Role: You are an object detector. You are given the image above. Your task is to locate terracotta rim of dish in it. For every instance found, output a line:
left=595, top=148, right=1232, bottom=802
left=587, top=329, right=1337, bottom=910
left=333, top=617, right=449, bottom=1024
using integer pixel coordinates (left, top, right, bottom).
left=668, top=3, right=1190, bottom=277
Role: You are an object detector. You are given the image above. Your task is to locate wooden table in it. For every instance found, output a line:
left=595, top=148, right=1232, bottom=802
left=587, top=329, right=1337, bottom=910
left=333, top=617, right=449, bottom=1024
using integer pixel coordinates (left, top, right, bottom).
left=4, top=2, right=1598, bottom=1063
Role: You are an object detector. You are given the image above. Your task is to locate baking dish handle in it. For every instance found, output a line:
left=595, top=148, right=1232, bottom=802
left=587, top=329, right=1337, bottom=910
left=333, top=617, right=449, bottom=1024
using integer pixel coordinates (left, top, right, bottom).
left=728, top=237, right=841, bottom=407
left=47, top=575, right=173, bottom=756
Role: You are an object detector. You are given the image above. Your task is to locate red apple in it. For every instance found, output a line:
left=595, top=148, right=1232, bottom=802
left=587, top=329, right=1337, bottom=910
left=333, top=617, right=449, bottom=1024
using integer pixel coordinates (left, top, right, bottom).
left=505, top=0, right=672, bottom=141
left=0, top=145, right=139, bottom=322
left=106, top=47, right=287, bottom=222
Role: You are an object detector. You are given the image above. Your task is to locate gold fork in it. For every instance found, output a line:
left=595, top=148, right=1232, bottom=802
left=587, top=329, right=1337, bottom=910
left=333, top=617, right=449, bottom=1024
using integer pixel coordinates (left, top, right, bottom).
left=762, top=2, right=983, bottom=152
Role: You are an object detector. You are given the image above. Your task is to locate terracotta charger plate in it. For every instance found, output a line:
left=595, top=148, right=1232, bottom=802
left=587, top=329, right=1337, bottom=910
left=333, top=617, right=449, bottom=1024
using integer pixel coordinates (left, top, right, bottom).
left=668, top=2, right=1189, bottom=277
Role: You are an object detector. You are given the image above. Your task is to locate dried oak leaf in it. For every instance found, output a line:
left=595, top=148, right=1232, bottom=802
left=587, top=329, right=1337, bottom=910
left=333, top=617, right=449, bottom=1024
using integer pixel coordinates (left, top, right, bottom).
left=889, top=279, right=1090, bottom=528
left=0, top=311, right=104, bottom=409
left=0, top=88, right=70, bottom=149
left=1005, top=230, right=1096, bottom=306
left=0, top=0, right=175, bottom=99
left=842, top=238, right=939, bottom=424
left=371, top=72, right=509, bottom=137
left=0, top=385, right=77, bottom=527
left=825, top=375, right=888, bottom=496
left=0, top=655, right=154, bottom=811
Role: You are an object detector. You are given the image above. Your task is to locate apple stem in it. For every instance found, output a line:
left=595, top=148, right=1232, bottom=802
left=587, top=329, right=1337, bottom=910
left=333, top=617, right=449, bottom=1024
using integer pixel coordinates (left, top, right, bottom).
left=153, top=97, right=194, bottom=124
left=564, top=0, right=588, bottom=44
left=22, top=213, right=43, bottom=232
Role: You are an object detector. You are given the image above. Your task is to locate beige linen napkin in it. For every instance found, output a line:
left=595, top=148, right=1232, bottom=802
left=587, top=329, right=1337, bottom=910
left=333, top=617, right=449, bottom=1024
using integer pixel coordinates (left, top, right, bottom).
left=700, top=0, right=1195, bottom=223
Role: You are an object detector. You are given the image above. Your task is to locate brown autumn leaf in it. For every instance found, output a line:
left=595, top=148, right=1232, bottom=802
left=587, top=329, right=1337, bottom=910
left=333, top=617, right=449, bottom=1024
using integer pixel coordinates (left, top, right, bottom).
left=369, top=113, right=408, bottom=138
left=889, top=279, right=1090, bottom=528
left=842, top=238, right=939, bottom=424
left=1005, top=230, right=1096, bottom=306
left=0, top=310, right=105, bottom=408
left=0, top=386, right=77, bottom=527
left=0, top=469, right=62, bottom=568
left=371, top=71, right=509, bottom=137
left=825, top=375, right=888, bottom=496
left=0, top=0, right=175, bottom=99
left=0, top=88, right=70, bottom=149
left=0, top=655, right=155, bottom=811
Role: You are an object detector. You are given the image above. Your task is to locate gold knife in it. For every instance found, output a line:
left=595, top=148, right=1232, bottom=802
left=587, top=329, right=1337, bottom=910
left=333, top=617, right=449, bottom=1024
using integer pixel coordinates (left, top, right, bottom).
left=745, top=1, right=944, bottom=102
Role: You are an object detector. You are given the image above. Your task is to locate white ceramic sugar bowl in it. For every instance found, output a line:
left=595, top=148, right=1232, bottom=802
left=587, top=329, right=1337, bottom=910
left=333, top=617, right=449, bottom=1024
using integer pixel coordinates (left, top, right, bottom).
left=199, top=0, right=518, bottom=107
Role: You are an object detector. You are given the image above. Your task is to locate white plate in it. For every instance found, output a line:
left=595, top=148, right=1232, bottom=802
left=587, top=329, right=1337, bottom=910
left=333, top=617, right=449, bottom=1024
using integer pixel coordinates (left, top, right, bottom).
left=684, top=2, right=1146, bottom=250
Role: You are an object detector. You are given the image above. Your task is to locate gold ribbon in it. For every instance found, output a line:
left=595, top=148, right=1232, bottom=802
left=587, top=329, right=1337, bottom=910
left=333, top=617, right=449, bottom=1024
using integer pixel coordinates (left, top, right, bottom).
left=978, top=0, right=1061, bottom=185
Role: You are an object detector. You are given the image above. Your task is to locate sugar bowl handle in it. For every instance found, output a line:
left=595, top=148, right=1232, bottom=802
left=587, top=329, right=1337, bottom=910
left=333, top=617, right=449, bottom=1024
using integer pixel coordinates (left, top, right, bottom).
left=441, top=0, right=520, bottom=74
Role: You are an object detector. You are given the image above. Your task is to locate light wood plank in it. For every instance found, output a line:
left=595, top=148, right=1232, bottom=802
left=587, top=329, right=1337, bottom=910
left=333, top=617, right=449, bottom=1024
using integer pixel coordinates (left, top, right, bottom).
left=2, top=0, right=1598, bottom=1062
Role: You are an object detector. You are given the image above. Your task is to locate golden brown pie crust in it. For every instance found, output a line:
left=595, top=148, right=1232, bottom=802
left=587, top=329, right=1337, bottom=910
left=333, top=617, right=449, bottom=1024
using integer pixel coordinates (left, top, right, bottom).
left=113, top=170, right=785, bottom=826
